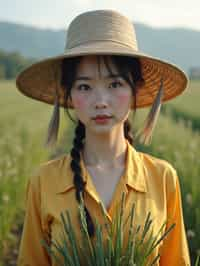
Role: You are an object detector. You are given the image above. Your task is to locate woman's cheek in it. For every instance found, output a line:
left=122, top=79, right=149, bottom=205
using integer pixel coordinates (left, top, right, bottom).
left=72, top=95, right=87, bottom=110
left=116, top=91, right=131, bottom=106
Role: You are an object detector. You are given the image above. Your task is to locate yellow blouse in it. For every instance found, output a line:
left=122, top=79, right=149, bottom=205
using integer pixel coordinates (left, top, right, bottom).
left=17, top=141, right=191, bottom=265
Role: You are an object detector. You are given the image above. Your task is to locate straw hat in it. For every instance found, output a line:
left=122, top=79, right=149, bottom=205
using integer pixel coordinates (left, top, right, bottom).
left=16, top=9, right=188, bottom=109
left=16, top=9, right=188, bottom=146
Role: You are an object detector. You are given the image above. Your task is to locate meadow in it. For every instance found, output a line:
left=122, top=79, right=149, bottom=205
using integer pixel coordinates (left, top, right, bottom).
left=0, top=79, right=199, bottom=265
left=0, top=81, right=69, bottom=265
left=159, top=80, right=199, bottom=133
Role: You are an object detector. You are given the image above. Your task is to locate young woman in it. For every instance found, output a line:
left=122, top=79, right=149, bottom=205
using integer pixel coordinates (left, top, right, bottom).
left=16, top=10, right=191, bottom=265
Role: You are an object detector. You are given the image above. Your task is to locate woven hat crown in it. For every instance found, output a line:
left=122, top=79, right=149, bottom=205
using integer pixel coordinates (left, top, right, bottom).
left=65, top=10, right=138, bottom=52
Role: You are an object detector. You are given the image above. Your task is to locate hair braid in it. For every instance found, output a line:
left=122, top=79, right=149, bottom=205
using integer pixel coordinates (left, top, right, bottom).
left=70, top=120, right=95, bottom=237
left=124, top=119, right=134, bottom=145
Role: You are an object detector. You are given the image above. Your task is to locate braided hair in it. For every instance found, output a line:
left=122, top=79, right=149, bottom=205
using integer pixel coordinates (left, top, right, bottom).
left=61, top=55, right=143, bottom=237
left=70, top=120, right=95, bottom=236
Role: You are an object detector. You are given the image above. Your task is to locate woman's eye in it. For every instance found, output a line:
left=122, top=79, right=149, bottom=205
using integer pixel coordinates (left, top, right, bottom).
left=109, top=81, right=122, bottom=89
left=77, top=84, right=90, bottom=91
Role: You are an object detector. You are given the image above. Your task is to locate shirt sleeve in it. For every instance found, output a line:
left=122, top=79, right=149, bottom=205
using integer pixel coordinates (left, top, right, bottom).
left=159, top=170, right=191, bottom=266
left=17, top=170, right=51, bottom=266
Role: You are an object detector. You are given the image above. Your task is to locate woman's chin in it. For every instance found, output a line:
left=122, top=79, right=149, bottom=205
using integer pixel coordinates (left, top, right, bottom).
left=88, top=124, right=115, bottom=135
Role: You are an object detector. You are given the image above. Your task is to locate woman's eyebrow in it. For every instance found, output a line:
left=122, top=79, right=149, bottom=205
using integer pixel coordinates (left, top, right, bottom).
left=75, top=74, right=122, bottom=81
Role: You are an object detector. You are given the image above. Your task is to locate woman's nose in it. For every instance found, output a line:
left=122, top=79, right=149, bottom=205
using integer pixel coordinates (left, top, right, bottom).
left=94, top=90, right=109, bottom=109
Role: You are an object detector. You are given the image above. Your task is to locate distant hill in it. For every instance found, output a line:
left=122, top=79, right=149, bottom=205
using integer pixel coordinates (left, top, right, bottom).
left=135, top=24, right=200, bottom=73
left=0, top=22, right=65, bottom=59
left=0, top=21, right=200, bottom=72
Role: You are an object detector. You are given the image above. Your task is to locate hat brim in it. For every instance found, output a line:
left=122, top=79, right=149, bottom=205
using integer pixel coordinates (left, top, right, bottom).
left=16, top=41, right=188, bottom=109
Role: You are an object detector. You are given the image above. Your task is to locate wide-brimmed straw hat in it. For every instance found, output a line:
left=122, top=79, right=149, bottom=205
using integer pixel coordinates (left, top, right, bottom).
left=16, top=9, right=188, bottom=109
left=16, top=9, right=188, bottom=146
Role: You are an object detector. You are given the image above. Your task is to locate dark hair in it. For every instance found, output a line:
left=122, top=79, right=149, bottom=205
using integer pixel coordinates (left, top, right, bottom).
left=60, top=55, right=144, bottom=238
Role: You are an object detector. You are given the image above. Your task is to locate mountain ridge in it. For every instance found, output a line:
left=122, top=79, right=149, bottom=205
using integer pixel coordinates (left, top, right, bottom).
left=1, top=21, right=200, bottom=72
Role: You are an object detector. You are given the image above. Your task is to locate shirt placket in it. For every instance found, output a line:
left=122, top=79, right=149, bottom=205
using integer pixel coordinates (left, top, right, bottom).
left=83, top=166, right=129, bottom=224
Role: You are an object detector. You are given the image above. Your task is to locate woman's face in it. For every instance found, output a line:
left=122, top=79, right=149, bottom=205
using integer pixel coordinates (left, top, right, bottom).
left=70, top=55, right=133, bottom=134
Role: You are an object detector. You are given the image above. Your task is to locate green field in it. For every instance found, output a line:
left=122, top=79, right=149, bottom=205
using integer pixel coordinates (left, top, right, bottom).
left=0, top=80, right=199, bottom=265
left=0, top=80, right=71, bottom=264
left=166, top=80, right=200, bottom=117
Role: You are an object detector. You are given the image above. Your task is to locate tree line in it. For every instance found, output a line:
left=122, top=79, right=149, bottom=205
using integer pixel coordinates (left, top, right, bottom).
left=0, top=49, right=34, bottom=79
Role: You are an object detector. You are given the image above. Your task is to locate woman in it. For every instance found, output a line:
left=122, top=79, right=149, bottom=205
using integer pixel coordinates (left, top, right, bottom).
left=16, top=10, right=191, bottom=265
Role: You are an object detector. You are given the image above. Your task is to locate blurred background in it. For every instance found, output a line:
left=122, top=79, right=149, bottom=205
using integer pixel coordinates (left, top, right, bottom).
left=0, top=0, right=199, bottom=265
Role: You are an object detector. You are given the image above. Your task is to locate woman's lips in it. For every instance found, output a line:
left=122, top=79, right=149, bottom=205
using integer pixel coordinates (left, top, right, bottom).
left=92, top=115, right=112, bottom=124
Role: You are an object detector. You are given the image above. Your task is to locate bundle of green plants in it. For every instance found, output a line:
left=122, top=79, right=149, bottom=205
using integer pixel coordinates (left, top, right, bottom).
left=42, top=192, right=175, bottom=266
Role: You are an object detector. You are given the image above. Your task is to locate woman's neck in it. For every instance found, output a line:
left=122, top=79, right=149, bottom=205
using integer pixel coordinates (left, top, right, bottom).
left=82, top=127, right=127, bottom=168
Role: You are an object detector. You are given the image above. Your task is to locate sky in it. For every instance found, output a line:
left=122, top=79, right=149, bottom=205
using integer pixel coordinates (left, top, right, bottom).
left=0, top=0, right=200, bottom=31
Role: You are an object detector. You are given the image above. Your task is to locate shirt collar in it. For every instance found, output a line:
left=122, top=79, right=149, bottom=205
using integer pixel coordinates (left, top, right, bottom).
left=56, top=140, right=147, bottom=194
left=123, top=140, right=147, bottom=193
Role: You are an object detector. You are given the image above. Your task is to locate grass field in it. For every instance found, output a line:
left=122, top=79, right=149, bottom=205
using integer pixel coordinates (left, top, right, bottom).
left=166, top=80, right=200, bottom=117
left=0, top=80, right=70, bottom=264
left=0, top=79, right=199, bottom=265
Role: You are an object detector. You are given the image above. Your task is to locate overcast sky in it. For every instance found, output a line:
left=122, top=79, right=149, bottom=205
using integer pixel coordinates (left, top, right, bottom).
left=1, top=0, right=200, bottom=31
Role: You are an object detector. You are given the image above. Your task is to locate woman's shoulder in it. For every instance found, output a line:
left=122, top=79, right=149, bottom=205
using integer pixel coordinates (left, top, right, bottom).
left=37, top=153, right=71, bottom=172
left=138, top=150, right=176, bottom=172
left=41, top=153, right=71, bottom=170
left=28, top=153, right=72, bottom=186
left=136, top=150, right=178, bottom=192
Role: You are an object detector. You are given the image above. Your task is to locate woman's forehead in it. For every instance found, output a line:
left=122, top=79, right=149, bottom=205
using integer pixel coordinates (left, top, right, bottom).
left=75, top=55, right=119, bottom=79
